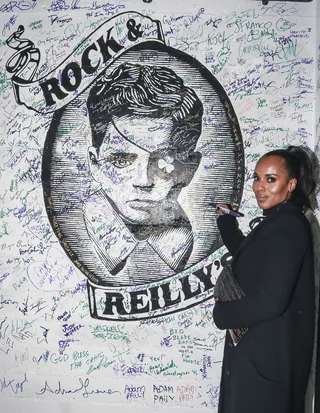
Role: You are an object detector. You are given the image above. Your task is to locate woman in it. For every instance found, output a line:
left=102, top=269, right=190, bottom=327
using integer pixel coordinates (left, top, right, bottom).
left=213, top=145, right=316, bottom=413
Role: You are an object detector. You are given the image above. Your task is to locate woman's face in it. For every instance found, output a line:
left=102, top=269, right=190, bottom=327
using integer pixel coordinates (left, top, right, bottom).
left=252, top=155, right=296, bottom=210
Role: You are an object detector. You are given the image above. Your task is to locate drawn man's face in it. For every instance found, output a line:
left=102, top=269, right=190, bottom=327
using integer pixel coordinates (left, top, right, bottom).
left=89, top=115, right=201, bottom=225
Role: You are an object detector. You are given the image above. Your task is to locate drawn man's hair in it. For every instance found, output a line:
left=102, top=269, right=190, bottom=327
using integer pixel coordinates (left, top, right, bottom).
left=87, top=63, right=203, bottom=156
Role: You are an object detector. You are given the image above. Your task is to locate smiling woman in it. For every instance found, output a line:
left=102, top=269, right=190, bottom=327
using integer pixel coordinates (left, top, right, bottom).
left=253, top=146, right=316, bottom=210
left=213, top=145, right=317, bottom=413
left=252, top=155, right=297, bottom=209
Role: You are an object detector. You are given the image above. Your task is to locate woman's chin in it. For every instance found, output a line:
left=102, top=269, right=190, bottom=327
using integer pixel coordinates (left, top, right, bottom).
left=256, top=198, right=269, bottom=209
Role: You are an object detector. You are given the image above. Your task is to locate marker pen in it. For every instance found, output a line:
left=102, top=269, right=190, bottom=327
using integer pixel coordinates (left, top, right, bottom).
left=217, top=205, right=244, bottom=218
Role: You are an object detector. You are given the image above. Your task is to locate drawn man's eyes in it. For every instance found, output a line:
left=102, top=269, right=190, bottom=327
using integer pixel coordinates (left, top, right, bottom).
left=111, top=158, right=132, bottom=168
left=105, top=153, right=137, bottom=169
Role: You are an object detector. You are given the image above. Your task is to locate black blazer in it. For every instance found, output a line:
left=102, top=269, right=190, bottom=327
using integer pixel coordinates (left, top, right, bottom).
left=213, top=202, right=315, bottom=413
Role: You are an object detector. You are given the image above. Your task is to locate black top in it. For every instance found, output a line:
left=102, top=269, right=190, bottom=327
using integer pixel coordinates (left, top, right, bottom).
left=213, top=201, right=315, bottom=413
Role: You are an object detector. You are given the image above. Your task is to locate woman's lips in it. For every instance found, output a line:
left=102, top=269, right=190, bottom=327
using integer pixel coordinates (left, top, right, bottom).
left=256, top=196, right=267, bottom=202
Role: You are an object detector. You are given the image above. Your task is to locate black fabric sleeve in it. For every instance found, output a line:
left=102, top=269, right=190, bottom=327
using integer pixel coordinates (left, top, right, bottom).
left=217, top=214, right=245, bottom=256
left=213, top=215, right=310, bottom=329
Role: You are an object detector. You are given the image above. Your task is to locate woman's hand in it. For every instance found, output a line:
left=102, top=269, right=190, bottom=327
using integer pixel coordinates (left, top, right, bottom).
left=216, top=203, right=230, bottom=216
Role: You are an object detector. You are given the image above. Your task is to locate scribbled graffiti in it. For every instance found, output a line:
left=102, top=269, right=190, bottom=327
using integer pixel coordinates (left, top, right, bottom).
left=0, top=0, right=318, bottom=411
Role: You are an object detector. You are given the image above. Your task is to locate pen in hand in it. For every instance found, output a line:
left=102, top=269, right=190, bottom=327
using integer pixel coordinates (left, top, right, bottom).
left=213, top=204, right=245, bottom=218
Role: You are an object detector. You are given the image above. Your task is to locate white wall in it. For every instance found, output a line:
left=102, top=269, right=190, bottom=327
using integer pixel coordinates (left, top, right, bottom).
left=0, top=1, right=318, bottom=412
left=306, top=1, right=320, bottom=410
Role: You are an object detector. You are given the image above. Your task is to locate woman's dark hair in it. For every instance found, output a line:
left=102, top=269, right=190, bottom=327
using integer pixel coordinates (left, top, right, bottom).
left=263, top=145, right=317, bottom=210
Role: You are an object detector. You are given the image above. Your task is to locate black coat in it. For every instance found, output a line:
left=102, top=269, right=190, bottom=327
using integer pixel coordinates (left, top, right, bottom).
left=213, top=202, right=315, bottom=413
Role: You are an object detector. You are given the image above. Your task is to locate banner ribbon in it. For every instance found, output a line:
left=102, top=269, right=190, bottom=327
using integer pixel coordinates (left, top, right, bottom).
left=6, top=12, right=165, bottom=114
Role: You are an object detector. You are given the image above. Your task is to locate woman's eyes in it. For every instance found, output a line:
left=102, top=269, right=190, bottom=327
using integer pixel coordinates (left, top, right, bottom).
left=253, top=176, right=276, bottom=183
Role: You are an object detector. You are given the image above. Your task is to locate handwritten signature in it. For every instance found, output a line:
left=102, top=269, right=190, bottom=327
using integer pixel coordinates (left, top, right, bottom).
left=36, top=377, right=121, bottom=398
left=0, top=374, right=28, bottom=394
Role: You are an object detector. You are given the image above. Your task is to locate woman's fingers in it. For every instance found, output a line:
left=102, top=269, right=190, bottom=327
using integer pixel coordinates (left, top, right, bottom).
left=216, top=204, right=230, bottom=216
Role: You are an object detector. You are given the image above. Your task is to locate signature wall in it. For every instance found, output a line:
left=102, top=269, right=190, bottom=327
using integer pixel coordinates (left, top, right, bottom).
left=0, top=1, right=319, bottom=412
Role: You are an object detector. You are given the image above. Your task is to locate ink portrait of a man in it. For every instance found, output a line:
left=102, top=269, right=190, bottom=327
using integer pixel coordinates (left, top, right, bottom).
left=84, top=62, right=203, bottom=284
left=7, top=17, right=244, bottom=318
left=42, top=40, right=244, bottom=312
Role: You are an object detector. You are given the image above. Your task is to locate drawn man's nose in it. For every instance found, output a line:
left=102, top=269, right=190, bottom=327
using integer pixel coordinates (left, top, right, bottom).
left=132, top=156, right=154, bottom=190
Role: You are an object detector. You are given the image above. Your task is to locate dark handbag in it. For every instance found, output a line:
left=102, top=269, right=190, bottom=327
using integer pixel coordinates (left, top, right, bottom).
left=214, top=264, right=249, bottom=345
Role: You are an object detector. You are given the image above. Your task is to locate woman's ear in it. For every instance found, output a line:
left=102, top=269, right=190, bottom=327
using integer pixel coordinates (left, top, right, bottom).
left=289, top=178, right=297, bottom=192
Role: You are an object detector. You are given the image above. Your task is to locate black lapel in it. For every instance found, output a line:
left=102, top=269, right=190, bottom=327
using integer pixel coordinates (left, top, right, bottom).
left=231, top=216, right=268, bottom=264
left=231, top=202, right=303, bottom=266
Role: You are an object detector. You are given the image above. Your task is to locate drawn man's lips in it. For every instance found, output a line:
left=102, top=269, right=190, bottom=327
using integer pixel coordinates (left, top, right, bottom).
left=126, top=200, right=159, bottom=209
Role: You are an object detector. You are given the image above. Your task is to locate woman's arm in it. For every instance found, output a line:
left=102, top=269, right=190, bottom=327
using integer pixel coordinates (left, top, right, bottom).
left=213, top=215, right=311, bottom=329
left=217, top=214, right=245, bottom=256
